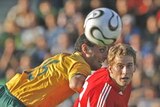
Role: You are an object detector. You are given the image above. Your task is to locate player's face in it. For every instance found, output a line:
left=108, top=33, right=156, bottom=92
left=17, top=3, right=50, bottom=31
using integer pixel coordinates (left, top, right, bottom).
left=109, top=55, right=136, bottom=90
left=87, top=45, right=108, bottom=70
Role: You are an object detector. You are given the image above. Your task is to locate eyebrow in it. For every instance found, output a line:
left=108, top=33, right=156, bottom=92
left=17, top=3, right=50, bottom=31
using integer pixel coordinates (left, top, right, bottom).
left=116, top=62, right=134, bottom=65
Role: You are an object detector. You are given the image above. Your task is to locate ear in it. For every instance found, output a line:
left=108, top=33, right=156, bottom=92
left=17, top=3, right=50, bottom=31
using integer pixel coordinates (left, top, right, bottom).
left=108, top=65, right=112, bottom=73
left=81, top=43, right=92, bottom=55
left=81, top=43, right=88, bottom=54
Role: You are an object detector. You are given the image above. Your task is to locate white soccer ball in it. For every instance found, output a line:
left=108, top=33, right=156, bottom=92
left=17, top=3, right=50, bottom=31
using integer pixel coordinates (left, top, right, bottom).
left=84, top=8, right=122, bottom=46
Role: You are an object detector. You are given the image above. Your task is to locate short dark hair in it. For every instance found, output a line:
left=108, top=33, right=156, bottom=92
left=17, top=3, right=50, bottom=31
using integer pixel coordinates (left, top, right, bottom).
left=74, top=34, right=95, bottom=52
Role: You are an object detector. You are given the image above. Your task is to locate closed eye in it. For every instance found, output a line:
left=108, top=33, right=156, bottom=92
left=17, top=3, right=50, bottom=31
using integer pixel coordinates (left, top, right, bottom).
left=99, top=48, right=105, bottom=53
left=99, top=47, right=108, bottom=53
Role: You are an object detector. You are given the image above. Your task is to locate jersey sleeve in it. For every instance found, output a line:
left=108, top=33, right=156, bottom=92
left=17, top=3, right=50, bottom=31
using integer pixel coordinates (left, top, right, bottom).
left=68, top=62, right=91, bottom=80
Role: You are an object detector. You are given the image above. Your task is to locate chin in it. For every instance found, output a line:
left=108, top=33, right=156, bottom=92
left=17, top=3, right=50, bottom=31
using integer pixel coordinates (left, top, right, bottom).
left=119, top=82, right=128, bottom=87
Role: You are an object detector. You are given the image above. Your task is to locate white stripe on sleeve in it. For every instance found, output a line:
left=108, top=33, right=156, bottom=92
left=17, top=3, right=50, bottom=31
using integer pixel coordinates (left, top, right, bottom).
left=97, top=83, right=112, bottom=107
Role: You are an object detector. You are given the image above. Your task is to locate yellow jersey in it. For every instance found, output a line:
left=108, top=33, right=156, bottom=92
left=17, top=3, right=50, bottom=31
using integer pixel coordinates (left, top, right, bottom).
left=6, top=52, right=91, bottom=107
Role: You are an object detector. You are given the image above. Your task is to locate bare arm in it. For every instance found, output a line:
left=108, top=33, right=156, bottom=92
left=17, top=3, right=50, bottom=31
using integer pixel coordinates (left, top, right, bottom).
left=69, top=74, right=87, bottom=93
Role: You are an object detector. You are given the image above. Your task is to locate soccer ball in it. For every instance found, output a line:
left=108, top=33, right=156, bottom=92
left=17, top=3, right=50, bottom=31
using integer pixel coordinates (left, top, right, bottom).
left=84, top=8, right=122, bottom=46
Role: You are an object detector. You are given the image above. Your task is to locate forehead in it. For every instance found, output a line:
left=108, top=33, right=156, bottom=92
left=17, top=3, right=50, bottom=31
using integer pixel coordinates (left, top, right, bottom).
left=114, top=55, right=134, bottom=64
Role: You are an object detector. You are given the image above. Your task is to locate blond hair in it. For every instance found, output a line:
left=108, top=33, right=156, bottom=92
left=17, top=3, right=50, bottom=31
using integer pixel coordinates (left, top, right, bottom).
left=107, top=43, right=136, bottom=65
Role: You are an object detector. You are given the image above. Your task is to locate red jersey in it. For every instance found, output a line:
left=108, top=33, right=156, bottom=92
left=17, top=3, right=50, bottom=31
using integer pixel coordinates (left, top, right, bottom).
left=74, top=68, right=131, bottom=107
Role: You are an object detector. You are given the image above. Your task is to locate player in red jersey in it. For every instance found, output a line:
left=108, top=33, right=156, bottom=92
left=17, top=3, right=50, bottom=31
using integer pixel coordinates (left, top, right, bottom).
left=74, top=43, right=136, bottom=107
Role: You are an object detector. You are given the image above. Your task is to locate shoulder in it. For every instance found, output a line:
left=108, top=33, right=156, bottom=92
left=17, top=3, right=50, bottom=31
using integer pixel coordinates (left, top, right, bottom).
left=85, top=68, right=111, bottom=92
left=86, top=68, right=109, bottom=83
left=86, top=82, right=113, bottom=107
left=69, top=52, right=91, bottom=69
left=70, top=52, right=84, bottom=61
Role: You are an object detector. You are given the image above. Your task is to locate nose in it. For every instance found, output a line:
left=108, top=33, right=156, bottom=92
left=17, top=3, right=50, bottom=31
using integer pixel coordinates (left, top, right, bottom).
left=122, top=66, right=127, bottom=74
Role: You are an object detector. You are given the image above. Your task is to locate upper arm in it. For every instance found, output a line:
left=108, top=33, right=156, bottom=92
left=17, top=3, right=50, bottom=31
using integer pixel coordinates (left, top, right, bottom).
left=68, top=63, right=91, bottom=93
left=69, top=74, right=87, bottom=93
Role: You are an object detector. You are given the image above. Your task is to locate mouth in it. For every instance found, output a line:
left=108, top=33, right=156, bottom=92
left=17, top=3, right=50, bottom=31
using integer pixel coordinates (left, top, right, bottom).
left=121, top=77, right=129, bottom=81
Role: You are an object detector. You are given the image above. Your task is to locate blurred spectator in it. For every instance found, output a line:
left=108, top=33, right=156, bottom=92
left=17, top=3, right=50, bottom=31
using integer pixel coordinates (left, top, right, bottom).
left=156, top=10, right=160, bottom=31
left=18, top=53, right=32, bottom=71
left=128, top=0, right=155, bottom=15
left=155, top=36, right=160, bottom=71
left=116, top=0, right=128, bottom=17
left=121, top=14, right=134, bottom=43
left=51, top=32, right=74, bottom=54
left=150, top=99, right=160, bottom=107
left=129, top=33, right=143, bottom=71
left=31, top=36, right=51, bottom=67
left=20, top=12, right=45, bottom=51
left=57, top=9, right=67, bottom=28
left=142, top=52, right=156, bottom=79
left=57, top=0, right=78, bottom=29
left=89, top=0, right=103, bottom=9
left=0, top=19, right=21, bottom=50
left=6, top=0, right=34, bottom=29
left=89, top=0, right=117, bottom=12
left=132, top=0, right=156, bottom=29
left=57, top=0, right=79, bottom=44
left=36, top=0, right=59, bottom=26
left=72, top=13, right=84, bottom=35
left=129, top=72, right=143, bottom=107
left=5, top=67, right=16, bottom=82
left=44, top=13, right=65, bottom=49
left=0, top=38, right=23, bottom=79
left=137, top=86, right=158, bottom=107
left=121, top=14, right=141, bottom=44
left=141, top=15, right=158, bottom=56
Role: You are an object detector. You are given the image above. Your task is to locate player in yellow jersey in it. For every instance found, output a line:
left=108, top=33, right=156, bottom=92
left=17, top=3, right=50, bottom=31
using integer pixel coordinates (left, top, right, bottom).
left=0, top=33, right=109, bottom=107
left=0, top=7, right=122, bottom=107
